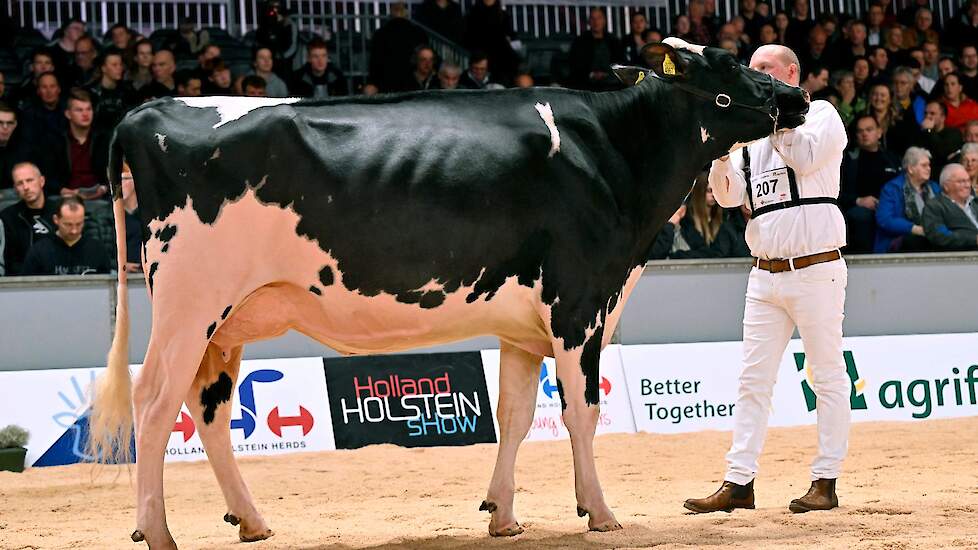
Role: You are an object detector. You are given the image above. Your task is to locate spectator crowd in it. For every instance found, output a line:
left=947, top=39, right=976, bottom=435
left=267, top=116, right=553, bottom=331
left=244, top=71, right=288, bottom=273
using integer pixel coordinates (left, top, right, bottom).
left=1, top=0, right=977, bottom=277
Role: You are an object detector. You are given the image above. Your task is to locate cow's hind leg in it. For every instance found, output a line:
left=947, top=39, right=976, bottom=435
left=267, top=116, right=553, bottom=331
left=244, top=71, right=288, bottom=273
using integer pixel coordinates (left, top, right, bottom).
left=553, top=329, right=621, bottom=532
left=184, top=344, right=273, bottom=543
left=483, top=341, right=542, bottom=536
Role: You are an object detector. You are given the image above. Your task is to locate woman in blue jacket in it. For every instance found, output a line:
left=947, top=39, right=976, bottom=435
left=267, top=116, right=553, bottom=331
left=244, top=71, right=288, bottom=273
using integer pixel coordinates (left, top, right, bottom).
left=875, top=146, right=941, bottom=252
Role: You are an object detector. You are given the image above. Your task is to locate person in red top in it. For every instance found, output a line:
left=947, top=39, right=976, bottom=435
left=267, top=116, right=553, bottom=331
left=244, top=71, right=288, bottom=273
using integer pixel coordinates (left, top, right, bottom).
left=939, top=72, right=978, bottom=131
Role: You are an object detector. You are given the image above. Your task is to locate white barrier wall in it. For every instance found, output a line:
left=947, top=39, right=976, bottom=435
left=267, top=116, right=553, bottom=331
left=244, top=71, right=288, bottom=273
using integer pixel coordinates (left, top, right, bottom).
left=2, top=333, right=975, bottom=468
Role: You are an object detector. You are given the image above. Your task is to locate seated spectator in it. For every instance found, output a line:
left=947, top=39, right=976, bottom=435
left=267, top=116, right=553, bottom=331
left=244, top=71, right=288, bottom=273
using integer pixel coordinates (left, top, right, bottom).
left=922, top=163, right=978, bottom=250
left=892, top=66, right=926, bottom=126
left=853, top=56, right=871, bottom=97
left=140, top=50, right=178, bottom=101
left=360, top=83, right=380, bottom=96
left=248, top=47, right=289, bottom=97
left=368, top=2, right=429, bottom=93
left=13, top=49, right=56, bottom=109
left=175, top=70, right=203, bottom=97
left=958, top=45, right=978, bottom=100
left=49, top=89, right=109, bottom=199
left=875, top=147, right=940, bottom=252
left=394, top=45, right=437, bottom=92
left=903, top=7, right=938, bottom=49
left=905, top=56, right=935, bottom=95
left=107, top=23, right=133, bottom=51
left=710, top=205, right=752, bottom=258
left=254, top=0, right=299, bottom=79
left=21, top=195, right=110, bottom=275
left=119, top=163, right=141, bottom=272
left=649, top=175, right=722, bottom=259
left=459, top=52, right=495, bottom=90
left=203, top=58, right=233, bottom=95
left=241, top=75, right=267, bottom=97
left=947, top=0, right=978, bottom=52
left=18, top=72, right=67, bottom=146
left=964, top=120, right=978, bottom=143
left=921, top=40, right=939, bottom=82
left=841, top=114, right=901, bottom=253
left=739, top=0, right=765, bottom=44
left=291, top=40, right=348, bottom=98
left=193, top=44, right=222, bottom=81
left=623, top=11, right=651, bottom=65
left=868, top=46, right=890, bottom=82
left=800, top=27, right=832, bottom=74
left=0, top=162, right=58, bottom=275
left=865, top=82, right=917, bottom=157
left=882, top=26, right=908, bottom=67
left=128, top=39, right=155, bottom=90
left=801, top=64, right=829, bottom=97
left=831, top=70, right=865, bottom=127
left=415, top=0, right=464, bottom=45
left=174, top=17, right=211, bottom=58
left=757, top=23, right=778, bottom=47
left=919, top=100, right=964, bottom=176
left=67, top=35, right=99, bottom=88
left=568, top=8, right=625, bottom=92
left=87, top=50, right=137, bottom=133
left=687, top=0, right=717, bottom=47
left=865, top=3, right=885, bottom=46
left=834, top=20, right=868, bottom=71
left=435, top=62, right=461, bottom=90
left=959, top=142, right=978, bottom=194
left=514, top=72, right=534, bottom=88
left=0, top=71, right=6, bottom=105
left=0, top=103, right=32, bottom=190
left=463, top=0, right=519, bottom=85
left=938, top=56, right=957, bottom=79
left=50, top=19, right=86, bottom=82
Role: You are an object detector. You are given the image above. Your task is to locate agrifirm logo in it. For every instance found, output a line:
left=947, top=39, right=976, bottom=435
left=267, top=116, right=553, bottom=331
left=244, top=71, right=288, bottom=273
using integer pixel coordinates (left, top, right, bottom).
left=795, top=351, right=868, bottom=412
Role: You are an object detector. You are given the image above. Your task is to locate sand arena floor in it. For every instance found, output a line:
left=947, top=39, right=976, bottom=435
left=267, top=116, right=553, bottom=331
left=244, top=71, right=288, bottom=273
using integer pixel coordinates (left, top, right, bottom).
left=1, top=417, right=977, bottom=549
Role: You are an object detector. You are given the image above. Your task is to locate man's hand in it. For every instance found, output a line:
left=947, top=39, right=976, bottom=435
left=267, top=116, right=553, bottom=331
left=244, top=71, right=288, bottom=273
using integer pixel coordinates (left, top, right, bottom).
left=668, top=205, right=687, bottom=226
left=123, top=262, right=142, bottom=273
left=856, top=196, right=879, bottom=210
left=912, top=224, right=925, bottom=236
left=60, top=188, right=79, bottom=197
left=920, top=116, right=936, bottom=131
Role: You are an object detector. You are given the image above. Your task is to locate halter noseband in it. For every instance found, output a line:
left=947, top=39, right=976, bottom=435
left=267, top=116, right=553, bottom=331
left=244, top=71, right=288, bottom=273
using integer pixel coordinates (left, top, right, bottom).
left=672, top=73, right=782, bottom=134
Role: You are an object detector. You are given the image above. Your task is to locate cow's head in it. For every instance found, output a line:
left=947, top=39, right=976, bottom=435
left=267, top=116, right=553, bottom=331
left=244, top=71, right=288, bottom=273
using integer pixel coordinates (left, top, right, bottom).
left=614, top=38, right=809, bottom=156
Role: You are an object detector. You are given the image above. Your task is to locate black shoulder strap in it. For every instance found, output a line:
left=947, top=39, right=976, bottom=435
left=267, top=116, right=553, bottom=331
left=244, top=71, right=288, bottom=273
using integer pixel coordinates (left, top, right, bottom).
left=743, top=146, right=755, bottom=211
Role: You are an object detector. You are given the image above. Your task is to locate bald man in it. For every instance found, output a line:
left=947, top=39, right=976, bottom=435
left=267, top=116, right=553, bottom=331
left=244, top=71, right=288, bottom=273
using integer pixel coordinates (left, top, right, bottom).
left=685, top=45, right=850, bottom=514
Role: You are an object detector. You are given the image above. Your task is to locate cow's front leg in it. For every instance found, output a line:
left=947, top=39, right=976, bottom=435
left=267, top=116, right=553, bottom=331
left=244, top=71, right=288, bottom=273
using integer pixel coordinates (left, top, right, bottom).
left=483, top=341, right=542, bottom=536
left=553, top=327, right=621, bottom=532
left=184, top=344, right=273, bottom=543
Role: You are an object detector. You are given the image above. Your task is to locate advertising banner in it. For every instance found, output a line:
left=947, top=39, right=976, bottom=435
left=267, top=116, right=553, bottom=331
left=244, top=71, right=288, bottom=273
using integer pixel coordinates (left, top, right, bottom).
left=622, top=333, right=978, bottom=433
left=480, top=344, right=636, bottom=441
left=323, top=352, right=497, bottom=449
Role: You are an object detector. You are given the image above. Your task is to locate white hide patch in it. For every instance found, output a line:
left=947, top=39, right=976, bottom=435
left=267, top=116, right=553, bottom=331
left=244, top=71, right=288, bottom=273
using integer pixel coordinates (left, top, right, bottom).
left=662, top=37, right=706, bottom=55
left=155, top=133, right=167, bottom=152
left=175, top=96, right=303, bottom=128
left=701, top=127, right=710, bottom=143
left=534, top=102, right=561, bottom=158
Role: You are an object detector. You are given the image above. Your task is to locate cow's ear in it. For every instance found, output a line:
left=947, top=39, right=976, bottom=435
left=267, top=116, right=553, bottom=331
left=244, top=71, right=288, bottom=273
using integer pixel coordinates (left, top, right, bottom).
left=641, top=42, right=687, bottom=79
left=611, top=65, right=651, bottom=86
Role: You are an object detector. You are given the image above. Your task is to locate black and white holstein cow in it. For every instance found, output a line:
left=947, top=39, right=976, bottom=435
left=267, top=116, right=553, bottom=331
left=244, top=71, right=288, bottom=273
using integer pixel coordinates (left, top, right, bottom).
left=89, top=37, right=809, bottom=548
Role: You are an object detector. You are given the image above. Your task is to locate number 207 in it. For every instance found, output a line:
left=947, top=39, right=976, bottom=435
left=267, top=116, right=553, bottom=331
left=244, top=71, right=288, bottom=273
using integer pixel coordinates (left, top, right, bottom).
left=756, top=179, right=777, bottom=197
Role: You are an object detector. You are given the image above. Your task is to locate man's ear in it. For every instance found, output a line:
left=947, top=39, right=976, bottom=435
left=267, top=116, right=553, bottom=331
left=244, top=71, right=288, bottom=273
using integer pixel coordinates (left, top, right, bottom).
left=641, top=42, right=687, bottom=79
left=612, top=65, right=651, bottom=86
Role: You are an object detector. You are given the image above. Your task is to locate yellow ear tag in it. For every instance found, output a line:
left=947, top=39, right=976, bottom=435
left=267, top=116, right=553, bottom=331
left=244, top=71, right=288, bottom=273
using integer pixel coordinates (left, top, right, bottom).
left=634, top=71, right=646, bottom=85
left=662, top=55, right=676, bottom=76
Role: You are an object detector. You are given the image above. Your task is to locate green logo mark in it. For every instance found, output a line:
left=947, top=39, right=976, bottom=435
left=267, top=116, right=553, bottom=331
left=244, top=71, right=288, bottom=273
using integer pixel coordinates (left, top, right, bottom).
left=794, top=351, right=868, bottom=411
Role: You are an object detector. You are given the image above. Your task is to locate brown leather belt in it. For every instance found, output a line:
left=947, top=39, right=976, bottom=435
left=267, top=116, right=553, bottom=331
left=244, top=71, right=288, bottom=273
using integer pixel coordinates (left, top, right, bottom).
left=753, top=249, right=842, bottom=273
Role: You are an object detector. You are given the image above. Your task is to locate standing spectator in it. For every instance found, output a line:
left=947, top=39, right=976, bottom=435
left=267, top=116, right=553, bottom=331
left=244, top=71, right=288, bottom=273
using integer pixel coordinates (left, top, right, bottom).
left=254, top=0, right=299, bottom=78
left=13, top=49, right=56, bottom=110
left=241, top=75, right=267, bottom=97
left=0, top=162, right=58, bottom=275
left=67, top=35, right=99, bottom=88
left=49, top=89, right=109, bottom=199
left=368, top=2, right=429, bottom=93
left=831, top=70, right=865, bottom=127
left=739, top=0, right=767, bottom=45
left=435, top=62, right=461, bottom=90
left=568, top=8, right=625, bottom=92
left=87, top=50, right=136, bottom=133
left=464, top=0, right=519, bottom=86
left=107, top=24, right=133, bottom=51
left=947, top=0, right=978, bottom=53
left=395, top=45, right=437, bottom=92
left=458, top=52, right=494, bottom=89
left=903, top=7, right=938, bottom=49
left=957, top=46, right=978, bottom=100
left=922, top=163, right=978, bottom=250
left=50, top=19, right=86, bottom=79
left=248, top=47, right=289, bottom=98
left=139, top=50, right=178, bottom=101
left=21, top=196, right=110, bottom=275
left=0, top=103, right=32, bottom=190
left=623, top=12, right=651, bottom=65
left=175, top=70, right=203, bottom=97
left=785, top=0, right=816, bottom=52
left=291, top=40, right=348, bottom=98
left=129, top=39, right=155, bottom=91
left=875, top=147, right=939, bottom=252
left=921, top=40, right=940, bottom=83
left=938, top=73, right=978, bottom=131
left=415, top=0, right=464, bottom=46
left=918, top=100, right=963, bottom=176
left=834, top=21, right=868, bottom=71
left=685, top=0, right=714, bottom=46
left=18, top=72, right=67, bottom=147
left=203, top=59, right=233, bottom=95
left=173, top=17, right=211, bottom=59
left=865, top=3, right=886, bottom=47
left=841, top=114, right=902, bottom=252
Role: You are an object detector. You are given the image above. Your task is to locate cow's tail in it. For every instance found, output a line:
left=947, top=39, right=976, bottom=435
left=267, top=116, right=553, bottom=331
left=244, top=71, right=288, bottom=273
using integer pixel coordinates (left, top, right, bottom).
left=88, top=133, right=134, bottom=465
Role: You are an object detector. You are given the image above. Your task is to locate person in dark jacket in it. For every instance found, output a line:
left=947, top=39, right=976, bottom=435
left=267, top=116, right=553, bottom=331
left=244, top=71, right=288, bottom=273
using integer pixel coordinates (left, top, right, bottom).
left=0, top=103, right=37, bottom=190
left=875, top=147, right=940, bottom=252
left=841, top=114, right=902, bottom=253
left=568, top=8, right=626, bottom=92
left=0, top=162, right=58, bottom=275
left=922, top=163, right=978, bottom=250
left=291, top=40, right=348, bottom=98
left=47, top=88, right=110, bottom=199
left=368, top=2, right=430, bottom=93
left=21, top=195, right=109, bottom=275
left=710, top=205, right=752, bottom=257
left=415, top=0, right=464, bottom=45
left=463, top=0, right=519, bottom=86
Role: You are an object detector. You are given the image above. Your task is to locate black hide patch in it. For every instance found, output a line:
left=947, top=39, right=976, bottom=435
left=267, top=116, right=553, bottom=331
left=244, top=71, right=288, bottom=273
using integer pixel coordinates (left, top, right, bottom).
left=206, top=321, right=217, bottom=339
left=419, top=290, right=446, bottom=309
left=309, top=285, right=322, bottom=295
left=581, top=326, right=605, bottom=405
left=156, top=224, right=177, bottom=253
left=221, top=305, right=233, bottom=319
left=319, top=265, right=334, bottom=287
left=556, top=378, right=567, bottom=411
left=200, top=372, right=233, bottom=424
left=147, top=262, right=159, bottom=294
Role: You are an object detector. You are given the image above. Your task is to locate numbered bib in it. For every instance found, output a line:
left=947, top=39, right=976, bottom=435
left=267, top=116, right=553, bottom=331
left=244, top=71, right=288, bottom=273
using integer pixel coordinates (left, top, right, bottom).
left=749, top=167, right=792, bottom=209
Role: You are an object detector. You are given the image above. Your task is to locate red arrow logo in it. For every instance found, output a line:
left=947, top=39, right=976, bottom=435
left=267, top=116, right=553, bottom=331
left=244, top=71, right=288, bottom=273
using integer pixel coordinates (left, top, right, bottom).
left=172, top=411, right=196, bottom=442
left=599, top=377, right=612, bottom=396
left=267, top=406, right=314, bottom=437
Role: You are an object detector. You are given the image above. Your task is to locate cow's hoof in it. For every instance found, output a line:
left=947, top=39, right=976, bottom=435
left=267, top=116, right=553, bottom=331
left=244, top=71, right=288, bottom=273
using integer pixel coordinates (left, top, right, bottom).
left=489, top=522, right=524, bottom=537
left=131, top=530, right=145, bottom=542
left=479, top=500, right=497, bottom=513
left=588, top=520, right=623, bottom=532
left=240, top=528, right=274, bottom=543
left=223, top=513, right=240, bottom=526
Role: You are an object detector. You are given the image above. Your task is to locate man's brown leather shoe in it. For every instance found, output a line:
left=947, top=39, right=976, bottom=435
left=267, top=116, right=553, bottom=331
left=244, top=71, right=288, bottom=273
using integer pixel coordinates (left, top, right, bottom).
left=789, top=478, right=839, bottom=513
left=684, top=480, right=755, bottom=513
